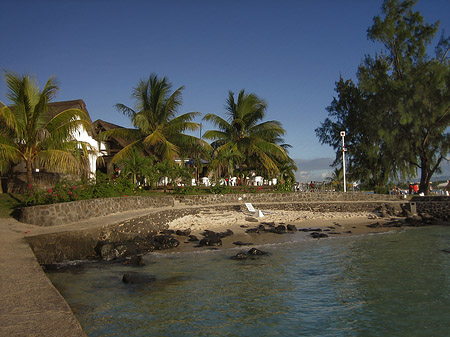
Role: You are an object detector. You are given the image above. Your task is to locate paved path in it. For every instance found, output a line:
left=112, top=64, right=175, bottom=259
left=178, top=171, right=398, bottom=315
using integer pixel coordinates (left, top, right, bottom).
left=0, top=217, right=87, bottom=337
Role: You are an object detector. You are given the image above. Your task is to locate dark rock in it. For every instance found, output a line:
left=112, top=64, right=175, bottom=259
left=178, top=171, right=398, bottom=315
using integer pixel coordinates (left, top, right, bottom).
left=261, top=222, right=276, bottom=227
left=188, top=235, right=199, bottom=241
left=122, top=272, right=156, bottom=284
left=333, top=222, right=342, bottom=227
left=122, top=255, right=146, bottom=266
left=176, top=229, right=191, bottom=236
left=245, top=227, right=260, bottom=234
left=383, top=220, right=403, bottom=227
left=327, top=232, right=341, bottom=235
left=366, top=222, right=383, bottom=228
left=441, top=249, right=450, bottom=254
left=257, top=224, right=267, bottom=232
left=233, top=241, right=254, bottom=246
left=197, top=237, right=222, bottom=247
left=240, top=225, right=249, bottom=228
left=230, top=252, right=248, bottom=260
left=298, top=228, right=322, bottom=232
left=161, top=229, right=175, bottom=235
left=248, top=248, right=269, bottom=255
left=269, top=225, right=286, bottom=234
left=153, top=235, right=180, bottom=250
left=323, top=229, right=330, bottom=232
left=343, top=231, right=352, bottom=234
left=310, top=232, right=329, bottom=239
left=201, top=229, right=233, bottom=238
left=287, top=224, right=297, bottom=231
left=327, top=226, right=336, bottom=229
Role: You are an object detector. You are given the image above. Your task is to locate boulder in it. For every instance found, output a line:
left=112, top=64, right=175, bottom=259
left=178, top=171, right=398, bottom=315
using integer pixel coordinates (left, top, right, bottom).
left=122, top=255, right=146, bottom=266
left=188, top=235, right=199, bottom=242
left=197, top=237, right=222, bottom=247
left=310, top=232, right=329, bottom=239
left=230, top=252, right=248, bottom=260
left=248, top=248, right=269, bottom=255
left=233, top=241, right=254, bottom=246
left=176, top=229, right=191, bottom=236
left=286, top=224, right=297, bottom=231
left=153, top=235, right=180, bottom=250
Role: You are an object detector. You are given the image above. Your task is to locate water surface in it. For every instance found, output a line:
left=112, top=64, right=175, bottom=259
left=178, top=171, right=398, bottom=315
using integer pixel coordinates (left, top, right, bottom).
left=47, top=227, right=450, bottom=336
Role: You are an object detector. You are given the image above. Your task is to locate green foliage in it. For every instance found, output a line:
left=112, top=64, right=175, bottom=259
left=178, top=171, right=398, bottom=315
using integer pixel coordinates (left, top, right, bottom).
left=0, top=72, right=94, bottom=185
left=208, top=183, right=231, bottom=194
left=316, top=0, right=450, bottom=194
left=203, top=89, right=293, bottom=181
left=20, top=172, right=140, bottom=206
left=98, top=74, right=211, bottom=164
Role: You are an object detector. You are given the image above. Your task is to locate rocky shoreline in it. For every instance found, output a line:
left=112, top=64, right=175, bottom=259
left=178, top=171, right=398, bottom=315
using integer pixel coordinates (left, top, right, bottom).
left=42, top=203, right=449, bottom=271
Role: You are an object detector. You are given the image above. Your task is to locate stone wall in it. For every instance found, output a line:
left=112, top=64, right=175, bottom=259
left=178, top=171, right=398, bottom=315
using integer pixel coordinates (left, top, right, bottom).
left=21, top=192, right=403, bottom=227
left=21, top=196, right=174, bottom=226
left=411, top=196, right=450, bottom=220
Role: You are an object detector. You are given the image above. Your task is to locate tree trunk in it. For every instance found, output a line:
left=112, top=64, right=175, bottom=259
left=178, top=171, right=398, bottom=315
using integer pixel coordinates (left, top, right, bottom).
left=26, top=160, right=33, bottom=187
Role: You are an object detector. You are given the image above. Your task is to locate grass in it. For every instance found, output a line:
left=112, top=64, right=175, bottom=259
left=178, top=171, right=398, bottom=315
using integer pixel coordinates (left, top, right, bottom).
left=0, top=194, right=22, bottom=218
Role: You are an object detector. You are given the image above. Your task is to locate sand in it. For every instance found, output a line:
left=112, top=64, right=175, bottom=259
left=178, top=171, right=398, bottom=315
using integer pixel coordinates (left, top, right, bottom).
left=163, top=208, right=403, bottom=253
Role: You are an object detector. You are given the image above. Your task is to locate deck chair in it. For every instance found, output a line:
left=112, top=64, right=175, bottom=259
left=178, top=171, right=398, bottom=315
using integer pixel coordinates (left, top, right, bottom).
left=244, top=203, right=265, bottom=217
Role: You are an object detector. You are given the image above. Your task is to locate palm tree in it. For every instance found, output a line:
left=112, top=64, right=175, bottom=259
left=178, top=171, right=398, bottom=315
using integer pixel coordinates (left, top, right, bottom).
left=0, top=71, right=93, bottom=186
left=99, top=74, right=210, bottom=165
left=203, top=89, right=289, bottom=181
left=117, top=147, right=155, bottom=185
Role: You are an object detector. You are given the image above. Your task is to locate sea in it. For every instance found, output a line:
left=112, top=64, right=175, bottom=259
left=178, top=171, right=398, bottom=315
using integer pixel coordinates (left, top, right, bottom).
left=47, top=226, right=450, bottom=337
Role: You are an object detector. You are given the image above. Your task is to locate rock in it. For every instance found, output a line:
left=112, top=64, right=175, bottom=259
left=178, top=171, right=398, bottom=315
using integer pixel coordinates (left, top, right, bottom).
left=366, top=222, right=383, bottom=228
left=310, top=232, right=329, bottom=239
left=287, top=224, right=297, bottom=231
left=245, top=217, right=259, bottom=222
left=161, top=229, right=175, bottom=235
left=298, top=228, right=322, bottom=232
left=245, top=228, right=259, bottom=234
left=441, top=249, right=450, bottom=254
left=368, top=214, right=377, bottom=219
left=188, top=235, right=199, bottom=241
left=269, top=225, right=286, bottom=234
left=248, top=248, right=269, bottom=255
left=333, top=222, right=342, bottom=227
left=197, top=237, right=222, bottom=247
left=343, top=231, right=352, bottom=234
left=122, top=272, right=156, bottom=284
left=230, top=252, right=248, bottom=260
left=240, top=225, right=249, bottom=228
left=257, top=224, right=267, bottom=232
left=233, top=241, right=254, bottom=246
left=122, top=255, right=146, bottom=266
left=99, top=243, right=128, bottom=261
left=176, top=229, right=191, bottom=236
left=201, top=229, right=233, bottom=238
left=153, top=235, right=180, bottom=250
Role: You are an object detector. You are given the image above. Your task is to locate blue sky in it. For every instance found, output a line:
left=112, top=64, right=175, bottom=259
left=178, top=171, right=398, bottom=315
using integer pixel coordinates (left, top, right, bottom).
left=1, top=0, right=449, bottom=181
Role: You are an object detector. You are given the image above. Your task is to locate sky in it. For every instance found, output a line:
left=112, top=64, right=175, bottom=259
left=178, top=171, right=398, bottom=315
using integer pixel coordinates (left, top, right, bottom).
left=1, top=0, right=450, bottom=181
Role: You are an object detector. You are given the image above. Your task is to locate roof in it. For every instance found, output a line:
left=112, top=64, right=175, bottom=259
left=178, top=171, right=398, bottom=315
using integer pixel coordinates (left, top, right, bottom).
left=93, top=119, right=130, bottom=148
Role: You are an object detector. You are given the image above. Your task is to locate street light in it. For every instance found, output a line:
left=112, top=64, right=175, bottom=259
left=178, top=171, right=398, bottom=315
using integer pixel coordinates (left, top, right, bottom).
left=340, top=131, right=347, bottom=192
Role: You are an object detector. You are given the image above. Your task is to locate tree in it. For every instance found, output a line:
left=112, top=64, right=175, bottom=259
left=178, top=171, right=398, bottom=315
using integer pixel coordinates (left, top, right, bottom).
left=316, top=0, right=450, bottom=194
left=99, top=74, right=210, bottom=164
left=117, top=147, right=155, bottom=185
left=0, top=72, right=93, bottom=186
left=203, top=89, right=290, bottom=181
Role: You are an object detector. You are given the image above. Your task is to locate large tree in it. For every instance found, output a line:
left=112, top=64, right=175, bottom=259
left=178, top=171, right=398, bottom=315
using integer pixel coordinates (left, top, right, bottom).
left=99, top=74, right=210, bottom=164
left=203, top=89, right=291, bottom=180
left=316, top=0, right=450, bottom=193
left=0, top=72, right=93, bottom=186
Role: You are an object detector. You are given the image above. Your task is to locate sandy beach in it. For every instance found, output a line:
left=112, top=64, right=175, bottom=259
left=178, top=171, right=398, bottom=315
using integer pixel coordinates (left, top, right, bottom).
left=164, top=208, right=403, bottom=253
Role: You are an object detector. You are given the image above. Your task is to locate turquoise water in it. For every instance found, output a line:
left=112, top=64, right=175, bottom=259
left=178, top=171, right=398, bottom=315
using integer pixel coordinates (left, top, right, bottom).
left=47, top=227, right=450, bottom=336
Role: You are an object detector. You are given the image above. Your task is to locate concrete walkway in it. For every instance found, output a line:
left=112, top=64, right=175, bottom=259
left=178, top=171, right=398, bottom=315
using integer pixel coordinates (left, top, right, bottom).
left=0, top=205, right=203, bottom=336
left=0, top=217, right=87, bottom=337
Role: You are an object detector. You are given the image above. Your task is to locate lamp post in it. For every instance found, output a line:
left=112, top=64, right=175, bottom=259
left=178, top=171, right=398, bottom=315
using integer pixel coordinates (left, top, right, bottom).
left=340, top=131, right=347, bottom=192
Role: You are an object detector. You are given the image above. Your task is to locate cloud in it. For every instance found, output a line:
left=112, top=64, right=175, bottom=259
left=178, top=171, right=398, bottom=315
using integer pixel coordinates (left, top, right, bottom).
left=293, top=157, right=334, bottom=182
